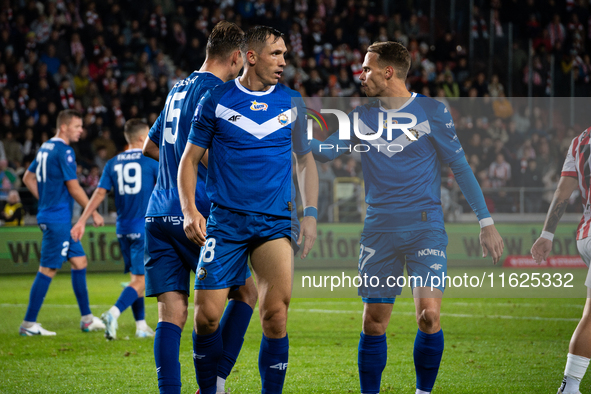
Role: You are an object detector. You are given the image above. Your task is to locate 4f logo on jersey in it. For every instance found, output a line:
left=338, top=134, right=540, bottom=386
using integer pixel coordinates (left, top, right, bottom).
left=228, top=114, right=241, bottom=122
left=430, top=263, right=443, bottom=270
left=270, top=363, right=288, bottom=371
left=250, top=100, right=268, bottom=111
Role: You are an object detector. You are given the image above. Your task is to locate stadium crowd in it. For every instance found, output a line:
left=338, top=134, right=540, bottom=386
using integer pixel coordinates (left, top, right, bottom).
left=0, top=0, right=589, bottom=221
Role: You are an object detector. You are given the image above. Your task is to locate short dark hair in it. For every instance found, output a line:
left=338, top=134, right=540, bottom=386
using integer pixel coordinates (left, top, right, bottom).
left=206, top=20, right=244, bottom=59
left=56, top=109, right=82, bottom=129
left=123, top=118, right=148, bottom=143
left=367, top=41, right=411, bottom=79
left=241, top=26, right=284, bottom=55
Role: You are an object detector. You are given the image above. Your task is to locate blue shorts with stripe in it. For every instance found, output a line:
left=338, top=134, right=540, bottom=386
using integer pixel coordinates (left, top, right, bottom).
left=39, top=222, right=85, bottom=269
left=144, top=216, right=201, bottom=297
left=118, top=232, right=147, bottom=275
left=195, top=205, right=290, bottom=291
left=358, top=228, right=448, bottom=302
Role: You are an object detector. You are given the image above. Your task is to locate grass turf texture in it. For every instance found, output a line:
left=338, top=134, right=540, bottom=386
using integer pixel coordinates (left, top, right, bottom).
left=0, top=271, right=588, bottom=393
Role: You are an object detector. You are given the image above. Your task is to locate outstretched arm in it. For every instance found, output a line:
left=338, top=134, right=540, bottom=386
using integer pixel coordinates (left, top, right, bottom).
left=178, top=142, right=207, bottom=246
left=449, top=156, right=504, bottom=264
left=531, top=176, right=578, bottom=263
left=295, top=151, right=319, bottom=258
left=71, top=187, right=107, bottom=241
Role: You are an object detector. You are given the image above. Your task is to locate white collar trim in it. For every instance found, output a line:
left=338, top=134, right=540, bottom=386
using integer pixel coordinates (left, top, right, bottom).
left=234, top=78, right=276, bottom=96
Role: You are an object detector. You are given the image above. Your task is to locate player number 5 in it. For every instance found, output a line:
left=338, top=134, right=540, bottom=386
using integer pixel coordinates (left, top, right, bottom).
left=163, top=91, right=188, bottom=144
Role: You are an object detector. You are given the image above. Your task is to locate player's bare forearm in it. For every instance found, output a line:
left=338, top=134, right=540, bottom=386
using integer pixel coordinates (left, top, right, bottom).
left=296, top=152, right=319, bottom=257
left=201, top=150, right=209, bottom=168
left=65, top=179, right=91, bottom=207
left=178, top=142, right=207, bottom=245
left=22, top=170, right=39, bottom=199
left=76, top=188, right=107, bottom=226
left=296, top=152, right=319, bottom=209
left=142, top=137, right=159, bottom=161
left=543, top=176, right=578, bottom=233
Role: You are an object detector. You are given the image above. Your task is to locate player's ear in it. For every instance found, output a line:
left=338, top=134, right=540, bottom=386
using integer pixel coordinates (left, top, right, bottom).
left=246, top=49, right=257, bottom=66
left=384, top=65, right=394, bottom=80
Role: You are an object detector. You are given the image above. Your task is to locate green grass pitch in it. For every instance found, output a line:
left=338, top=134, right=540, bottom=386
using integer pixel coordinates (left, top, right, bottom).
left=0, top=271, right=589, bottom=393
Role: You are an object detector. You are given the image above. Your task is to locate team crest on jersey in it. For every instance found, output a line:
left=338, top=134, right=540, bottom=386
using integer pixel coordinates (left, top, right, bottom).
left=406, top=129, right=419, bottom=141
left=250, top=100, right=268, bottom=111
left=197, top=267, right=207, bottom=280
left=277, top=113, right=289, bottom=125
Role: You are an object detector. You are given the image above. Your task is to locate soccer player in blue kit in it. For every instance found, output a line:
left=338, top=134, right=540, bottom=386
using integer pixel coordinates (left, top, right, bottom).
left=71, top=119, right=158, bottom=339
left=20, top=109, right=106, bottom=336
left=311, top=42, right=504, bottom=394
left=178, top=26, right=318, bottom=394
left=142, top=21, right=257, bottom=394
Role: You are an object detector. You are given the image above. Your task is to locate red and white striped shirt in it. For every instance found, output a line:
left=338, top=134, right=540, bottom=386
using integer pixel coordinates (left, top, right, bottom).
left=562, top=128, right=591, bottom=239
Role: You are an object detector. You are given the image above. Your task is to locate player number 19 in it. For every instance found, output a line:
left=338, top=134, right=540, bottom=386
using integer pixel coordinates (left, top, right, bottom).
left=114, top=162, right=142, bottom=195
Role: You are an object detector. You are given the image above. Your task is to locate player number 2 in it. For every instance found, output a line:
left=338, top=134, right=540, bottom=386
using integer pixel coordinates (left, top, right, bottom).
left=202, top=238, right=216, bottom=263
left=163, top=91, right=187, bottom=144
left=35, top=151, right=48, bottom=182
left=114, top=163, right=142, bottom=195
left=61, top=241, right=69, bottom=257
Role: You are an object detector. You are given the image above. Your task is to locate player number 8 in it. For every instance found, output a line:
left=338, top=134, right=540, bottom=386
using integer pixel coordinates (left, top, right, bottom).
left=202, top=238, right=216, bottom=263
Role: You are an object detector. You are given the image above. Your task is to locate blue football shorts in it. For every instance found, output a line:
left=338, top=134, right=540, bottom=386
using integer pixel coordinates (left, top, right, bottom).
left=38, top=222, right=85, bottom=269
left=195, top=205, right=291, bottom=291
left=118, top=232, right=146, bottom=276
left=358, top=228, right=448, bottom=303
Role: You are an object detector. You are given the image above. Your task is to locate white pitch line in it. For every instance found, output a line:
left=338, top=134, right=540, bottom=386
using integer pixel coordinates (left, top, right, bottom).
left=0, top=304, right=581, bottom=322
left=289, top=308, right=580, bottom=322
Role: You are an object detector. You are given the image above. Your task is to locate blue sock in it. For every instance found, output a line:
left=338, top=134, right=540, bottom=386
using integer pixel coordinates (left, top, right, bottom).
left=259, top=334, right=289, bottom=394
left=218, top=300, right=253, bottom=379
left=414, top=329, right=444, bottom=392
left=358, top=333, right=387, bottom=394
left=71, top=268, right=91, bottom=316
left=131, top=297, right=145, bottom=321
left=154, top=322, right=182, bottom=394
left=114, top=286, right=139, bottom=314
left=24, top=272, right=52, bottom=322
left=193, top=327, right=223, bottom=394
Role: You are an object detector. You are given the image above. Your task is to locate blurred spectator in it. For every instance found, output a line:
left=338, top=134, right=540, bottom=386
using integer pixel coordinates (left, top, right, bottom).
left=1, top=189, right=25, bottom=226
left=488, top=153, right=511, bottom=188
left=0, top=159, right=17, bottom=201
left=3, top=131, right=22, bottom=169
left=521, top=159, right=544, bottom=213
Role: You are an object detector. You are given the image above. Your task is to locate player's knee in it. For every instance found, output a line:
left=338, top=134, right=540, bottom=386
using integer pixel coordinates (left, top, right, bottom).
left=417, top=307, right=440, bottom=331
left=39, top=266, right=57, bottom=278
left=260, top=305, right=288, bottom=337
left=362, top=315, right=388, bottom=336
left=194, top=308, right=220, bottom=334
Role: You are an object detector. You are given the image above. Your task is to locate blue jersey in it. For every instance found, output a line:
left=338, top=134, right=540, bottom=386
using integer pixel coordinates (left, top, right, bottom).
left=98, top=148, right=158, bottom=234
left=146, top=71, right=223, bottom=218
left=315, top=94, right=465, bottom=231
left=188, top=78, right=310, bottom=218
left=28, top=137, right=77, bottom=224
